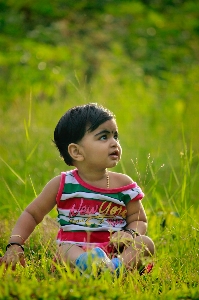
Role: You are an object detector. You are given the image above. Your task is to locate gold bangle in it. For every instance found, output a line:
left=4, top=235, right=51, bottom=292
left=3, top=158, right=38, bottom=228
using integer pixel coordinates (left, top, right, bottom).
left=10, top=235, right=25, bottom=242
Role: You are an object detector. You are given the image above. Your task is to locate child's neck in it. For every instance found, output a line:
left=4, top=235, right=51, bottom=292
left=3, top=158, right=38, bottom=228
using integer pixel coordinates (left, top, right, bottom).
left=76, top=168, right=109, bottom=189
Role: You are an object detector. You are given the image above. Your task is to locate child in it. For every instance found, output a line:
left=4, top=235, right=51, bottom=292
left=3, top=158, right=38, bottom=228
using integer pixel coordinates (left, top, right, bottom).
left=0, top=103, right=154, bottom=275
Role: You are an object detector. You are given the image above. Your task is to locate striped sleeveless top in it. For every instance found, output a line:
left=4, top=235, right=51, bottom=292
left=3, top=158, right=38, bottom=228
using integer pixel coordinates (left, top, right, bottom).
left=56, top=169, right=144, bottom=247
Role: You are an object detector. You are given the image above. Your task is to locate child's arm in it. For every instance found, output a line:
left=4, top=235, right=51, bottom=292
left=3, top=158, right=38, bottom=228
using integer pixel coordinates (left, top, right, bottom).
left=110, top=200, right=147, bottom=249
left=125, top=200, right=147, bottom=234
left=0, top=175, right=61, bottom=269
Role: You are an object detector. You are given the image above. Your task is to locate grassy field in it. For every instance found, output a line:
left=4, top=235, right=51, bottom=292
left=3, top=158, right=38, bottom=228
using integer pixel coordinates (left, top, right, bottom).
left=1, top=1, right=199, bottom=298
left=0, top=88, right=199, bottom=299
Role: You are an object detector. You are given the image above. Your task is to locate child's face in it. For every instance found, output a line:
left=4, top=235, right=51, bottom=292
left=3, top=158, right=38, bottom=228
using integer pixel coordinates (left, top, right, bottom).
left=77, top=119, right=122, bottom=169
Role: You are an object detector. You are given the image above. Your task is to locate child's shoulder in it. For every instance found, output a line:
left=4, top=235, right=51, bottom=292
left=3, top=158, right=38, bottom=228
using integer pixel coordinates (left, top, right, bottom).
left=109, top=171, right=134, bottom=188
left=42, top=174, right=62, bottom=193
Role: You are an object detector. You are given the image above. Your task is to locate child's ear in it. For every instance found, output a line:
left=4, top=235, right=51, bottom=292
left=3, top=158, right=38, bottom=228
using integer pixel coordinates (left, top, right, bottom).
left=68, top=143, right=84, bottom=162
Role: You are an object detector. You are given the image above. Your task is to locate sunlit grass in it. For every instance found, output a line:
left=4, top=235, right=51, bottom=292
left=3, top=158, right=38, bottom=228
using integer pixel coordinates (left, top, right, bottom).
left=0, top=97, right=199, bottom=299
left=0, top=152, right=198, bottom=299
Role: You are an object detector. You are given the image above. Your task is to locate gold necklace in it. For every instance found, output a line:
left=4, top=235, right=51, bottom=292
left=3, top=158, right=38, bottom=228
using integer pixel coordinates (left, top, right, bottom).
left=106, top=170, right=110, bottom=188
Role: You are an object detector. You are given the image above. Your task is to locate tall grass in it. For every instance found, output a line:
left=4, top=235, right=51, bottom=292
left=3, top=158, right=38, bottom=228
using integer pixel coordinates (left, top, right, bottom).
left=0, top=97, right=199, bottom=299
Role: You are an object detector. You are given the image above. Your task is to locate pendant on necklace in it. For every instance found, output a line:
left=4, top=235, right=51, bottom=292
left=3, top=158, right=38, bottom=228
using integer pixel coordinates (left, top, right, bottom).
left=106, top=171, right=110, bottom=188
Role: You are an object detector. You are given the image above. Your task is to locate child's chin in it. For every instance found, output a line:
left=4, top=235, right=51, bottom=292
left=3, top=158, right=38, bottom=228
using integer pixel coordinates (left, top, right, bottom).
left=109, top=161, right=119, bottom=167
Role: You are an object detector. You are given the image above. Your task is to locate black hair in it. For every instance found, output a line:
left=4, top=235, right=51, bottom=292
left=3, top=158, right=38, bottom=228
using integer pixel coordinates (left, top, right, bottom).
left=53, top=103, right=115, bottom=165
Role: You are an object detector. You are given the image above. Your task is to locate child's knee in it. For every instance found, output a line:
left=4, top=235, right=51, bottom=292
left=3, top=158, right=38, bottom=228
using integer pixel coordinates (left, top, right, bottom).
left=135, top=235, right=155, bottom=256
left=145, top=236, right=155, bottom=255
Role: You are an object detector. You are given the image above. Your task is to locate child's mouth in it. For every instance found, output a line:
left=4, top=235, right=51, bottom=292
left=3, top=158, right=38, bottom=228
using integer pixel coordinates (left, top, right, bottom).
left=109, top=150, right=119, bottom=158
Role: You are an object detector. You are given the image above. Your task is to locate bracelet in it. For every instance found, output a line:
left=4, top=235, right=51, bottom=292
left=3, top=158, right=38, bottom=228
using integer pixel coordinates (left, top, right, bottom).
left=124, top=228, right=140, bottom=237
left=10, top=235, right=25, bottom=242
left=6, top=243, right=24, bottom=252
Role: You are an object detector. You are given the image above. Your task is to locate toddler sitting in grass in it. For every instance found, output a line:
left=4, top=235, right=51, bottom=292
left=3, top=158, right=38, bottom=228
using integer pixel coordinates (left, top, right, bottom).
left=0, top=103, right=154, bottom=276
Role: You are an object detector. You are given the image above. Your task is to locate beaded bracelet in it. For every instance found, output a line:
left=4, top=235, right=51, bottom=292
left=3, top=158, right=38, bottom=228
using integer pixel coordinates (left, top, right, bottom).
left=6, top=242, right=24, bottom=252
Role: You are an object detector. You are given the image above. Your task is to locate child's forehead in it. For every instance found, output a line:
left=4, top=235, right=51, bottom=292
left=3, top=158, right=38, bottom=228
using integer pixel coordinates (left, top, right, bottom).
left=95, top=119, right=118, bottom=131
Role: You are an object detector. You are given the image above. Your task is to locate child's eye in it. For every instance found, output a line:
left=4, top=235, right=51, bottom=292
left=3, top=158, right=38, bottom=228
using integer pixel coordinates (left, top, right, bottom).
left=100, top=135, right=107, bottom=140
left=114, top=134, right=119, bottom=140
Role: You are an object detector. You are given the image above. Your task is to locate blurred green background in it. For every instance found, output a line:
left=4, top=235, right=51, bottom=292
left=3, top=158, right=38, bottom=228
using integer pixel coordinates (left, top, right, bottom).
left=0, top=0, right=199, bottom=217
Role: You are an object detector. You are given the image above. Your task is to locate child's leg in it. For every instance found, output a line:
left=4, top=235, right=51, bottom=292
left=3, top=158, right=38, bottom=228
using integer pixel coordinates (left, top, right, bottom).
left=57, top=243, right=85, bottom=267
left=119, top=235, right=155, bottom=270
left=75, top=247, right=115, bottom=272
left=54, top=244, right=115, bottom=273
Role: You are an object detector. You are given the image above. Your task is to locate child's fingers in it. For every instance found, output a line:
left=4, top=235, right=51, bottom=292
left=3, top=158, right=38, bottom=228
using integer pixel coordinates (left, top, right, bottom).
left=0, top=257, right=3, bottom=266
left=0, top=252, right=25, bottom=270
left=19, top=252, right=26, bottom=267
left=0, top=255, right=16, bottom=270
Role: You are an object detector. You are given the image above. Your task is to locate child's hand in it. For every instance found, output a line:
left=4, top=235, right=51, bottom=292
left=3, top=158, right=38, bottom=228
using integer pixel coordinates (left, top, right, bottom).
left=0, top=245, right=26, bottom=270
left=109, top=231, right=134, bottom=250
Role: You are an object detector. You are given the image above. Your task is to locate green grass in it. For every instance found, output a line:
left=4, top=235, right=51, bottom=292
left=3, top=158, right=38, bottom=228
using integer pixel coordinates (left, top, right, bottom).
left=0, top=95, right=199, bottom=299
left=0, top=209, right=199, bottom=300
left=1, top=2, right=199, bottom=296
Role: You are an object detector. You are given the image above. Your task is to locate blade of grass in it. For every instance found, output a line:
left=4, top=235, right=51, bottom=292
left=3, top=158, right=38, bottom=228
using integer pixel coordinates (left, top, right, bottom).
left=24, top=119, right=30, bottom=141
left=28, top=89, right=32, bottom=128
left=167, top=154, right=180, bottom=186
left=29, top=174, right=37, bottom=198
left=2, top=178, right=22, bottom=212
left=26, top=141, right=40, bottom=162
left=0, top=157, right=25, bottom=184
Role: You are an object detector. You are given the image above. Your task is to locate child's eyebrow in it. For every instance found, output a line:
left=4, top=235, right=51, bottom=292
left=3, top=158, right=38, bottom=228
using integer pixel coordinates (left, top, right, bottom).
left=94, top=130, right=118, bottom=136
left=95, top=130, right=110, bottom=136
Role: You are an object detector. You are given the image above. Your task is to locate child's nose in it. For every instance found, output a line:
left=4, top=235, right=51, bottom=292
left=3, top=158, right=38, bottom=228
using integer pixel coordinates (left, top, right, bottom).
left=110, top=137, right=119, bottom=146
